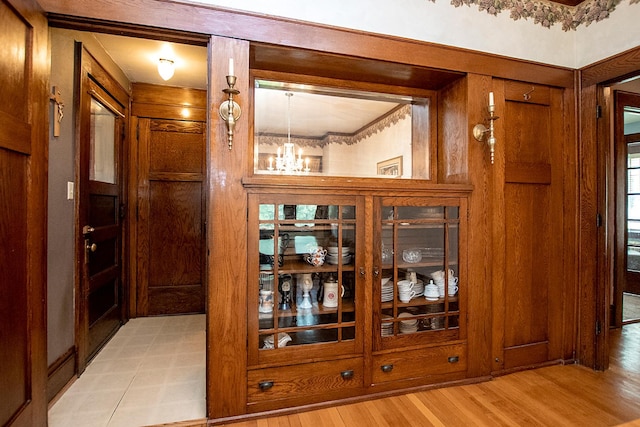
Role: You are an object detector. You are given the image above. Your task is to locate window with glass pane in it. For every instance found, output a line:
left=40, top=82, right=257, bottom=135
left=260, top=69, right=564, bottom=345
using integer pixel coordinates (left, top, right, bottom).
left=257, top=202, right=357, bottom=351
left=628, top=142, right=640, bottom=271
left=90, top=98, right=116, bottom=184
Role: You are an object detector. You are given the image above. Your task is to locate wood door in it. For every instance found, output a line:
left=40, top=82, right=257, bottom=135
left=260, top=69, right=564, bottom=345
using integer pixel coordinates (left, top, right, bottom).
left=0, top=0, right=48, bottom=425
left=137, top=118, right=206, bottom=315
left=491, top=80, right=565, bottom=372
left=77, top=46, right=127, bottom=367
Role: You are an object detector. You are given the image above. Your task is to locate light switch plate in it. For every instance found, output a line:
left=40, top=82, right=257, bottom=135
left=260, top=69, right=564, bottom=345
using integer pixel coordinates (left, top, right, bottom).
left=67, top=181, right=74, bottom=200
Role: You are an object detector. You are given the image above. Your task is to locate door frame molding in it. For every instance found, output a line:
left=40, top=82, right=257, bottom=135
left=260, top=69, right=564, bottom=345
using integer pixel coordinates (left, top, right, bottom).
left=579, top=46, right=640, bottom=370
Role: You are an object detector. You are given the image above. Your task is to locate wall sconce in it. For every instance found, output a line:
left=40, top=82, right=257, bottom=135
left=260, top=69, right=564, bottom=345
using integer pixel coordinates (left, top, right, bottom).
left=219, top=58, right=241, bottom=150
left=157, top=58, right=175, bottom=81
left=473, top=92, right=499, bottom=164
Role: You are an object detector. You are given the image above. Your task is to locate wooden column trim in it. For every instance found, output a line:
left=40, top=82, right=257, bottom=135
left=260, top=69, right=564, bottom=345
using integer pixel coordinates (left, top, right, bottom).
left=207, top=35, right=250, bottom=420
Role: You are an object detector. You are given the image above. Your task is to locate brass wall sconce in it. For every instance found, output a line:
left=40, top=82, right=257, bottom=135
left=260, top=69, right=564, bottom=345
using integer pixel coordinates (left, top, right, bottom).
left=219, top=59, right=241, bottom=150
left=473, top=92, right=499, bottom=164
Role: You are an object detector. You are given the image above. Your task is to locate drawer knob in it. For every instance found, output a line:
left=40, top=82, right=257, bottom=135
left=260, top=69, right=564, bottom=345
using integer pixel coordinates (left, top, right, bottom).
left=381, top=364, right=394, bottom=373
left=258, top=381, right=274, bottom=391
left=448, top=355, right=459, bottom=363
left=340, top=370, right=354, bottom=379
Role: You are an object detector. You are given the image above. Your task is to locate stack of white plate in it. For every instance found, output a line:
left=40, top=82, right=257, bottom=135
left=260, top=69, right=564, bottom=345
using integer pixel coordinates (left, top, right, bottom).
left=381, top=280, right=394, bottom=302
left=381, top=314, right=393, bottom=336
left=398, top=312, right=418, bottom=334
left=413, top=279, right=424, bottom=297
left=326, top=246, right=352, bottom=265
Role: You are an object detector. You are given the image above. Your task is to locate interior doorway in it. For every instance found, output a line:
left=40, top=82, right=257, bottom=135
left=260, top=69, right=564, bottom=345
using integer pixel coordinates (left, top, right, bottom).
left=46, top=20, right=209, bottom=421
left=614, top=90, right=640, bottom=326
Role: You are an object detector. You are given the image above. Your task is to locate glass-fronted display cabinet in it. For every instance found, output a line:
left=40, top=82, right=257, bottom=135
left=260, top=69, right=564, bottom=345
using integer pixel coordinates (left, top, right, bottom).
left=247, top=193, right=364, bottom=365
left=374, top=196, right=466, bottom=351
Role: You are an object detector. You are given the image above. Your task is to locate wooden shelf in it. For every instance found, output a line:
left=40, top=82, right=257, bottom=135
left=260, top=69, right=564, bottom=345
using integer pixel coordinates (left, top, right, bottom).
left=259, top=299, right=356, bottom=320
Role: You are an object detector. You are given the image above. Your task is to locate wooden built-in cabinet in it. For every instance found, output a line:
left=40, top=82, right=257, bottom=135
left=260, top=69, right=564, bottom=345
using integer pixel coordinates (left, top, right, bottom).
left=245, top=187, right=470, bottom=411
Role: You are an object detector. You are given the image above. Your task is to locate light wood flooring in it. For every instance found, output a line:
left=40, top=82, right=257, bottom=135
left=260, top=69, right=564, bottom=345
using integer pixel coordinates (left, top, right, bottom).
left=211, top=323, right=640, bottom=427
left=624, top=293, right=640, bottom=323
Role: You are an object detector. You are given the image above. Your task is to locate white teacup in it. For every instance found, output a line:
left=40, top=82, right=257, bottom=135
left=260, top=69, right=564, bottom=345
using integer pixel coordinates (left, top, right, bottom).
left=431, top=270, right=445, bottom=282
left=448, top=284, right=459, bottom=296
left=399, top=290, right=416, bottom=303
left=397, top=279, right=414, bottom=291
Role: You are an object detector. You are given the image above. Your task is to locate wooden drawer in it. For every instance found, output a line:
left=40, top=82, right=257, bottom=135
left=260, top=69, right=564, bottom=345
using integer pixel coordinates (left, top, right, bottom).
left=372, top=343, right=466, bottom=384
left=247, top=357, right=364, bottom=403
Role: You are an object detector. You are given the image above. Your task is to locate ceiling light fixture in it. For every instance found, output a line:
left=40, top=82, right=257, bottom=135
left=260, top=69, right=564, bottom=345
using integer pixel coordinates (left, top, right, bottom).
left=268, top=92, right=309, bottom=174
left=157, top=58, right=175, bottom=81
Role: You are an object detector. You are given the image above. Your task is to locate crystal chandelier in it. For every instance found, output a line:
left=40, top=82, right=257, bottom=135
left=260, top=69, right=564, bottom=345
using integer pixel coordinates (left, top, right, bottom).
left=268, top=92, right=310, bottom=174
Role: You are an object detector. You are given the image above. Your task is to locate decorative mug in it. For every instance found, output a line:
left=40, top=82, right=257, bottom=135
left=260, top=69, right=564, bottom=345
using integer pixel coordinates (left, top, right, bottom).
left=323, top=280, right=344, bottom=308
left=305, top=247, right=327, bottom=267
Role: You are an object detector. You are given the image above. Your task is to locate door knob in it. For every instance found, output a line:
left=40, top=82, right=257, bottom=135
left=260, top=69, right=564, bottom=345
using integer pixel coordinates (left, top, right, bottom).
left=86, top=242, right=97, bottom=252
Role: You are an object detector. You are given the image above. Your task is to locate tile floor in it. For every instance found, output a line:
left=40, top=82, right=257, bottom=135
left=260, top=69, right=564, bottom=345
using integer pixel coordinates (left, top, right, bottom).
left=48, top=314, right=206, bottom=427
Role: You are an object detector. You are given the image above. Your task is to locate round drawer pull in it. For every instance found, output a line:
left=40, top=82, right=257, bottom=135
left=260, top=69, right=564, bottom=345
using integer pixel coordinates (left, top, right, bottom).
left=340, top=370, right=354, bottom=379
left=381, top=364, right=394, bottom=373
left=258, top=381, right=274, bottom=391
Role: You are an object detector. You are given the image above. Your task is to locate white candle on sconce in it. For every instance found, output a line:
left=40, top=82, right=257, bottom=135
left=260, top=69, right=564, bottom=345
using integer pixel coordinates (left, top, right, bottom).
left=228, top=58, right=234, bottom=76
left=269, top=157, right=273, bottom=170
left=305, top=157, right=310, bottom=170
left=298, top=148, right=302, bottom=160
left=277, top=147, right=281, bottom=159
left=489, top=91, right=494, bottom=107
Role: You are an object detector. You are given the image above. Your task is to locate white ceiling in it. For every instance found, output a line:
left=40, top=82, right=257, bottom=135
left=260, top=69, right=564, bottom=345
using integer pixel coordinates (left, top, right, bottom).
left=93, top=33, right=208, bottom=90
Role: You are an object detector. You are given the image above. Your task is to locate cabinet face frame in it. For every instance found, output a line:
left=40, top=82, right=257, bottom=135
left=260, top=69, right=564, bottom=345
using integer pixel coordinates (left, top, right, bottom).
left=247, top=193, right=366, bottom=367
left=373, top=195, right=468, bottom=352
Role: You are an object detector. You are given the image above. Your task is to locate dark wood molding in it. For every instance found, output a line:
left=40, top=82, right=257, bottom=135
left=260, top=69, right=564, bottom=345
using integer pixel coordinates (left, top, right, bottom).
left=41, top=0, right=574, bottom=88
left=581, top=45, right=640, bottom=88
left=47, top=347, right=76, bottom=403
left=577, top=45, right=640, bottom=369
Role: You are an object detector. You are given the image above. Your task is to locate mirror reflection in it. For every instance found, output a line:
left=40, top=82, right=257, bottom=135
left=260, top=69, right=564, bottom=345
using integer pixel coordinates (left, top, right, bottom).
left=253, top=80, right=430, bottom=178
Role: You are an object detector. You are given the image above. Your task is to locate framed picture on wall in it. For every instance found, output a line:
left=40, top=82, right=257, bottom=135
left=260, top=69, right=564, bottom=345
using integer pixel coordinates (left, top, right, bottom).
left=377, top=156, right=403, bottom=176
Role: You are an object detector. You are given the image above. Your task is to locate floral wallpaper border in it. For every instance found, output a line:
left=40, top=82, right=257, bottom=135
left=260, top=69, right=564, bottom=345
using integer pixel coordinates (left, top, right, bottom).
left=442, top=0, right=639, bottom=30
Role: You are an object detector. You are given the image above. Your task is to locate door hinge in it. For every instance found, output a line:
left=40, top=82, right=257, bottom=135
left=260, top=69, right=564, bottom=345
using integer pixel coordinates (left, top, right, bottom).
left=595, top=320, right=602, bottom=335
left=596, top=213, right=602, bottom=227
left=596, top=105, right=602, bottom=119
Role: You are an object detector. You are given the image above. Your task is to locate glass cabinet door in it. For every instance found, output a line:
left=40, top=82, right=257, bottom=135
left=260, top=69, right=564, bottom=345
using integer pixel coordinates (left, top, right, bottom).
left=375, top=197, right=465, bottom=350
left=248, top=194, right=362, bottom=365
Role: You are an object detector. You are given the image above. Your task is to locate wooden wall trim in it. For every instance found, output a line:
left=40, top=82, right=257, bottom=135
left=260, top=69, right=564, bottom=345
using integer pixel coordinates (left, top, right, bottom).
left=577, top=46, right=640, bottom=369
left=581, top=45, right=640, bottom=88
left=47, top=347, right=76, bottom=403
left=40, top=0, right=574, bottom=88
left=207, top=35, right=250, bottom=419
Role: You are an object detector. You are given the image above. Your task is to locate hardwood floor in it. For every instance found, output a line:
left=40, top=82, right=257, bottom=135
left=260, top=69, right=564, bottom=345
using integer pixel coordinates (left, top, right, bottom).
left=623, top=293, right=640, bottom=323
left=212, top=323, right=640, bottom=427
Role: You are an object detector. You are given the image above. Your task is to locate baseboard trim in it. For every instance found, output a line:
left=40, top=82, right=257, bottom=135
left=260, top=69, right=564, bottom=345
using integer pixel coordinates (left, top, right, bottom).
left=47, top=346, right=76, bottom=404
